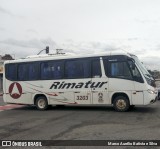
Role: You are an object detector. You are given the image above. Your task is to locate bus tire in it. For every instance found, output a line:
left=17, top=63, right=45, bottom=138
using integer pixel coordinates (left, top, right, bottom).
left=113, top=96, right=130, bottom=112
left=35, top=96, right=48, bottom=110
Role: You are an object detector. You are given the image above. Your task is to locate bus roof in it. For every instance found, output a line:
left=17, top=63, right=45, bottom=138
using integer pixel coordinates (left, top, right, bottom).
left=4, top=51, right=132, bottom=64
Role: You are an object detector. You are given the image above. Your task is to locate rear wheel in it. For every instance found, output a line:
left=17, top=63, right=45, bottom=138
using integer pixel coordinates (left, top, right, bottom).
left=113, top=96, right=130, bottom=112
left=35, top=96, right=48, bottom=110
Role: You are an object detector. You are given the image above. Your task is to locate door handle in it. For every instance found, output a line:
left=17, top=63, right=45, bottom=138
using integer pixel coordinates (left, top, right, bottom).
left=75, top=92, right=80, bottom=93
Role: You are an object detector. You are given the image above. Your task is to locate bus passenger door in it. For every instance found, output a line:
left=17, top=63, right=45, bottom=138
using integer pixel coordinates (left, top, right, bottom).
left=126, top=60, right=144, bottom=105
left=131, top=65, right=144, bottom=105
left=91, top=58, right=109, bottom=104
left=132, top=82, right=144, bottom=105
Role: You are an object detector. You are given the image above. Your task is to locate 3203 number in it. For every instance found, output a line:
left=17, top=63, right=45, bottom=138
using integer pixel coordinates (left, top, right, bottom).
left=76, top=96, right=88, bottom=100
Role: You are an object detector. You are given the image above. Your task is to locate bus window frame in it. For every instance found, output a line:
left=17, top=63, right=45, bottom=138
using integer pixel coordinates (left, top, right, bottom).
left=91, top=58, right=102, bottom=78
left=64, top=58, right=91, bottom=79
left=40, top=60, right=64, bottom=80
left=107, top=60, right=134, bottom=81
left=127, top=60, right=144, bottom=83
left=5, top=63, right=18, bottom=81
left=5, top=56, right=104, bottom=81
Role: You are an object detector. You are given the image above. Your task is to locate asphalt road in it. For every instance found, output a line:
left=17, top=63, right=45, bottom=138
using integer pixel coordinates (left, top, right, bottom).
left=0, top=96, right=160, bottom=149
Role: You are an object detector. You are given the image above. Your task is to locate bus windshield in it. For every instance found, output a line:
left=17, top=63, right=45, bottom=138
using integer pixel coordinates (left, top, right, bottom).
left=130, top=54, right=155, bottom=87
left=132, top=55, right=152, bottom=77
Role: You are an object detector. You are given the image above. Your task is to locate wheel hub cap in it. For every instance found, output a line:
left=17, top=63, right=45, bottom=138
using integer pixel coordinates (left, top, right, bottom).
left=116, top=99, right=126, bottom=109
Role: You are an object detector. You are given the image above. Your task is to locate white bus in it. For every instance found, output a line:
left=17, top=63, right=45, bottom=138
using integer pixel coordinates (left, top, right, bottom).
left=3, top=52, right=157, bottom=112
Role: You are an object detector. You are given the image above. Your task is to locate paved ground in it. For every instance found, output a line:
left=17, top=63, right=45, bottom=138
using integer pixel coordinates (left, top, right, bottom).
left=0, top=96, right=160, bottom=149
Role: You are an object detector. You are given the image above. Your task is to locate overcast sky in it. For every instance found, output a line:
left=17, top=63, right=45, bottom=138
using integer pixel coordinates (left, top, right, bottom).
left=0, top=0, right=160, bottom=70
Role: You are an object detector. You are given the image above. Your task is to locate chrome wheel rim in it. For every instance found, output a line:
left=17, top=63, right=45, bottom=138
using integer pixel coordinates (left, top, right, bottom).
left=38, top=99, right=46, bottom=109
left=116, top=99, right=126, bottom=110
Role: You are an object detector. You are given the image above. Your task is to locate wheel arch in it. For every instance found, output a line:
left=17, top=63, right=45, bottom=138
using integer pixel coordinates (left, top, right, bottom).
left=33, top=94, right=48, bottom=105
left=111, top=92, right=131, bottom=105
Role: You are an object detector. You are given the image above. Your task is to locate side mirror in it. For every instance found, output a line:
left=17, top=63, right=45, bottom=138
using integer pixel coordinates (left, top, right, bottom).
left=131, top=64, right=135, bottom=70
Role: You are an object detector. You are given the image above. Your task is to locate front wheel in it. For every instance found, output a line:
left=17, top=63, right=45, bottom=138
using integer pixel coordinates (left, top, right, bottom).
left=35, top=96, right=48, bottom=110
left=113, top=96, right=130, bottom=112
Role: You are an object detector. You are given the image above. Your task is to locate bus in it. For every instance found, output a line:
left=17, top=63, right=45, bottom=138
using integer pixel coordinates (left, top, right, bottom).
left=3, top=52, right=157, bottom=112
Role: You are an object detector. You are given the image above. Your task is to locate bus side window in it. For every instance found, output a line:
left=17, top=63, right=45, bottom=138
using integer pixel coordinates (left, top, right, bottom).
left=82, top=60, right=91, bottom=78
left=109, top=61, right=132, bottom=79
left=128, top=61, right=144, bottom=83
left=28, top=63, right=39, bottom=80
left=65, top=59, right=90, bottom=79
left=41, top=62, right=50, bottom=79
left=18, top=64, right=28, bottom=81
left=52, top=61, right=64, bottom=79
left=6, top=64, right=17, bottom=81
left=41, top=61, right=64, bottom=80
left=65, top=61, right=83, bottom=79
left=92, top=59, right=101, bottom=78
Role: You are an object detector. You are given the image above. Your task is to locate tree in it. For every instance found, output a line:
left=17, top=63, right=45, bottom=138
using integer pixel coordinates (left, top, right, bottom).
left=2, top=54, right=14, bottom=60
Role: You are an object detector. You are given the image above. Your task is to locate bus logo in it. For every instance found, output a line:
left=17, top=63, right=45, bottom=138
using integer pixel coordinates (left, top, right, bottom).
left=9, top=82, right=22, bottom=99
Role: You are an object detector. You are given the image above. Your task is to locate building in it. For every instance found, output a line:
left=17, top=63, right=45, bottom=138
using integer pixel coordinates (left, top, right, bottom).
left=0, top=54, right=14, bottom=91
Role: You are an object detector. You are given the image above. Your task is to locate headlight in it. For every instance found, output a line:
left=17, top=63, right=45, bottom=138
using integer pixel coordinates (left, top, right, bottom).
left=148, top=89, right=155, bottom=94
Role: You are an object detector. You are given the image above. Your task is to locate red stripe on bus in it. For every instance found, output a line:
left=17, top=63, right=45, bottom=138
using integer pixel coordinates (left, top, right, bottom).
left=0, top=104, right=26, bottom=111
